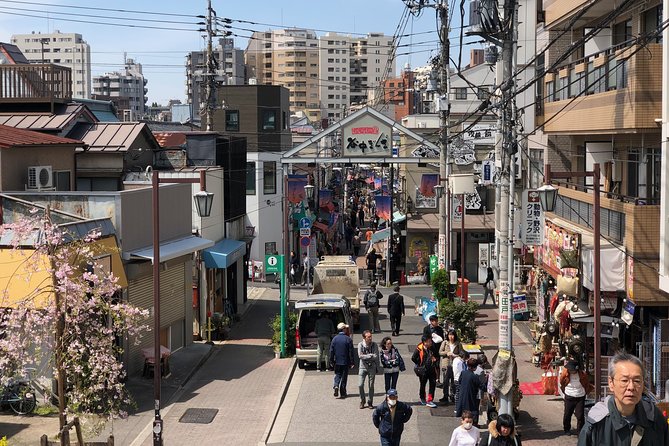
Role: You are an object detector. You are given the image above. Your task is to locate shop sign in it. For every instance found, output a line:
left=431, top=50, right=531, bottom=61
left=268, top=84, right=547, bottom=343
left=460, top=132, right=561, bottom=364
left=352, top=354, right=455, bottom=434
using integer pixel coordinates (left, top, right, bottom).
left=341, top=114, right=392, bottom=157
left=463, top=123, right=496, bottom=145
left=627, top=256, right=634, bottom=301
left=478, top=243, right=490, bottom=283
left=621, top=298, right=635, bottom=326
left=539, top=222, right=579, bottom=277
left=481, top=159, right=495, bottom=185
left=498, top=280, right=511, bottom=348
left=512, top=295, right=528, bottom=315
left=522, top=190, right=543, bottom=246
left=429, top=255, right=439, bottom=276
left=452, top=195, right=463, bottom=223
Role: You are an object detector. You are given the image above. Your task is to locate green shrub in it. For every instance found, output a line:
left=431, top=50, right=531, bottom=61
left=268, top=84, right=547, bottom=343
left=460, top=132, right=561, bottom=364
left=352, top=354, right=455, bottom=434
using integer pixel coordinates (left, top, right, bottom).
left=438, top=299, right=479, bottom=343
left=431, top=268, right=450, bottom=301
left=269, top=312, right=298, bottom=356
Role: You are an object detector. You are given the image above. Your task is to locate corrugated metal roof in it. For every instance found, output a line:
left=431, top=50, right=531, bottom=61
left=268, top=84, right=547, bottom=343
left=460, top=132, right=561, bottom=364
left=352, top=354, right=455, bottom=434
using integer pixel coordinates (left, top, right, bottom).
left=69, top=122, right=154, bottom=152
left=0, top=103, right=96, bottom=132
left=0, top=124, right=83, bottom=149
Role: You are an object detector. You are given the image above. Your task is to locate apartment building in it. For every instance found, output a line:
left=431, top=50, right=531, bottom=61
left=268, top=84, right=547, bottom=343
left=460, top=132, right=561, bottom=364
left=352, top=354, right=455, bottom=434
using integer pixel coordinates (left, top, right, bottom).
left=92, top=59, right=148, bottom=121
left=186, top=38, right=245, bottom=126
left=10, top=30, right=91, bottom=98
left=245, top=29, right=321, bottom=122
left=534, top=0, right=667, bottom=395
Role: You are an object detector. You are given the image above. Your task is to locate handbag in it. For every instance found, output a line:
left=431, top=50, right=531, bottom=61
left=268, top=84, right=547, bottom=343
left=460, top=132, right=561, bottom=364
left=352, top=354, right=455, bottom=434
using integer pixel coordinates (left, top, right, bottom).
left=413, top=365, right=427, bottom=377
left=486, top=280, right=495, bottom=291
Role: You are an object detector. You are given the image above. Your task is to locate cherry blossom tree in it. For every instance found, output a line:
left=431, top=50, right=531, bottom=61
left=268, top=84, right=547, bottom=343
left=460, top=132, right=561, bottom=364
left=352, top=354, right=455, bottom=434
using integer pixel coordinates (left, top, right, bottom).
left=0, top=211, right=148, bottom=428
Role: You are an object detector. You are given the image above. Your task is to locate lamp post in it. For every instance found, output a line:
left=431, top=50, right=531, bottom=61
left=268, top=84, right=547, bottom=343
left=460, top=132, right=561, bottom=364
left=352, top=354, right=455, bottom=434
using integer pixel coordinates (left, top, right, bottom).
left=151, top=169, right=213, bottom=445
left=537, top=163, right=601, bottom=401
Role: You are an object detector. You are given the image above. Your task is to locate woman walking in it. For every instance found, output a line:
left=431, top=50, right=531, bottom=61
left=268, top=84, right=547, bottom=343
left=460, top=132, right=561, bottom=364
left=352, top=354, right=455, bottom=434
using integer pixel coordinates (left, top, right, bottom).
left=439, top=328, right=463, bottom=403
left=482, top=414, right=522, bottom=446
left=380, top=337, right=405, bottom=393
left=448, top=410, right=481, bottom=446
left=483, top=267, right=496, bottom=306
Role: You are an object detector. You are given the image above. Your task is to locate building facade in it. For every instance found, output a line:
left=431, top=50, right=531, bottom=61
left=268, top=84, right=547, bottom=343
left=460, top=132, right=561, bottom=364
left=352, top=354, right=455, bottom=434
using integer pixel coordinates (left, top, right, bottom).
left=186, top=38, right=245, bottom=127
left=92, top=58, right=148, bottom=120
left=10, top=30, right=91, bottom=99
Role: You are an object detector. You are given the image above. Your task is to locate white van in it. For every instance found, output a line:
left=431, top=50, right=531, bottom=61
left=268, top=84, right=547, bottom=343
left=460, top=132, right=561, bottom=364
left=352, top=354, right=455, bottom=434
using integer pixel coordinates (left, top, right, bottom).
left=294, top=294, right=353, bottom=369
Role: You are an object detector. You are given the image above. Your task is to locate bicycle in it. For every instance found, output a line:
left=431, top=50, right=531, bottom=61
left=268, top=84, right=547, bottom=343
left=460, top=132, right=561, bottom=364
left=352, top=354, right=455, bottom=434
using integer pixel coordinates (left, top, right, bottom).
left=0, top=376, right=37, bottom=415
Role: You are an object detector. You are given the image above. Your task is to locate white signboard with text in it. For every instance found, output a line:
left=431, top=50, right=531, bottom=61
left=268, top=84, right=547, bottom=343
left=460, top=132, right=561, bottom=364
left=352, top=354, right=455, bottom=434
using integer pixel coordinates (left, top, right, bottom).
left=342, top=114, right=392, bottom=157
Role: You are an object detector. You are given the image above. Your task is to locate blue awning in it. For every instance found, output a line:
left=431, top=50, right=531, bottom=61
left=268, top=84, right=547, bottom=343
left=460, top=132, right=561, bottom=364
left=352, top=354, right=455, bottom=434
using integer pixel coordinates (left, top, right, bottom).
left=371, top=228, right=390, bottom=243
left=202, top=239, right=246, bottom=269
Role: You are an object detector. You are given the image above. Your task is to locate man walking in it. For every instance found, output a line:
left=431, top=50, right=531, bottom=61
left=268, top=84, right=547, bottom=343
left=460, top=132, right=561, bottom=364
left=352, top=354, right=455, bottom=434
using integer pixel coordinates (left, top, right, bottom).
left=314, top=312, right=335, bottom=372
left=412, top=334, right=438, bottom=407
left=364, top=283, right=383, bottom=333
left=578, top=351, right=668, bottom=445
left=372, top=389, right=413, bottom=446
left=358, top=330, right=380, bottom=409
left=387, top=286, right=405, bottom=336
left=329, top=322, right=354, bottom=398
left=423, top=314, right=445, bottom=379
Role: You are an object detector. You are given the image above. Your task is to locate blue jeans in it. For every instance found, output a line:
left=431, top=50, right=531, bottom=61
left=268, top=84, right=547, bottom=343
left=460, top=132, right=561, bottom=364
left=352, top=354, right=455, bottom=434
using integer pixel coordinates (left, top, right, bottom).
left=384, top=371, right=399, bottom=393
left=380, top=435, right=401, bottom=446
left=333, top=364, right=349, bottom=395
left=358, top=368, right=376, bottom=404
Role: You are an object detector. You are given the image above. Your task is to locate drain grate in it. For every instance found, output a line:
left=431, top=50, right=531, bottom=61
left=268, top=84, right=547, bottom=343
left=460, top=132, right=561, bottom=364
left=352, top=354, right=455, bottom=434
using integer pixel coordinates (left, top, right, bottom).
left=179, top=408, right=219, bottom=424
left=429, top=405, right=457, bottom=417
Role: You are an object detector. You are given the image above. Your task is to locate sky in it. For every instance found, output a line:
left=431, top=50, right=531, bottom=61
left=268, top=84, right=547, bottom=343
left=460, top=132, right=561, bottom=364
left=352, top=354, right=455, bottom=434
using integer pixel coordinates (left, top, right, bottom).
left=0, top=0, right=473, bottom=105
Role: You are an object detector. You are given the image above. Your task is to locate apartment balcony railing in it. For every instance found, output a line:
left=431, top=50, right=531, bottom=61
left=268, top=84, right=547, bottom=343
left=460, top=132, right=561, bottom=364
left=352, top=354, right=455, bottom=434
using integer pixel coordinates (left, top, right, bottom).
left=0, top=63, right=72, bottom=103
left=541, top=43, right=661, bottom=134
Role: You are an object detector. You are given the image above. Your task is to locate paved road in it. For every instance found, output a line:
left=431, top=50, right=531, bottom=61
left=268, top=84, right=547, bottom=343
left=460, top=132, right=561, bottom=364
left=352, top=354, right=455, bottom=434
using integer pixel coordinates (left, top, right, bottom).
left=269, top=283, right=575, bottom=446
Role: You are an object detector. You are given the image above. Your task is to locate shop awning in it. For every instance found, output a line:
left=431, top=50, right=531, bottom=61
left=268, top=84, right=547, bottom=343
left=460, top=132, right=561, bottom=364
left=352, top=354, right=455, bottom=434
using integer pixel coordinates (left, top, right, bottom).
left=407, top=212, right=494, bottom=231
left=125, top=236, right=214, bottom=264
left=202, top=239, right=246, bottom=269
left=371, top=228, right=390, bottom=243
left=380, top=211, right=406, bottom=225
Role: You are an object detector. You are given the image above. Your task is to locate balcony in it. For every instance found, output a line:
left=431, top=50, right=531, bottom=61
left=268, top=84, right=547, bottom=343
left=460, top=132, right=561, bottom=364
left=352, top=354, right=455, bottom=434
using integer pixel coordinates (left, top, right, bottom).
left=544, top=0, right=616, bottom=29
left=0, top=63, right=72, bottom=104
left=542, top=43, right=661, bottom=134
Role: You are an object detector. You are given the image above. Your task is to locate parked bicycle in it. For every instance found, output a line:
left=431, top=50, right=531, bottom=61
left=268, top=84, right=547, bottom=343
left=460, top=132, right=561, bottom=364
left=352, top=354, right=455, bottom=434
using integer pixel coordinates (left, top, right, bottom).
left=1, top=376, right=37, bottom=415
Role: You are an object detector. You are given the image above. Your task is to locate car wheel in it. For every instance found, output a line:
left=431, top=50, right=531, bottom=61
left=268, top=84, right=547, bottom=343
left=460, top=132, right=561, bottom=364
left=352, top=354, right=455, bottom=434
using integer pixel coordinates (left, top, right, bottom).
left=298, top=360, right=306, bottom=369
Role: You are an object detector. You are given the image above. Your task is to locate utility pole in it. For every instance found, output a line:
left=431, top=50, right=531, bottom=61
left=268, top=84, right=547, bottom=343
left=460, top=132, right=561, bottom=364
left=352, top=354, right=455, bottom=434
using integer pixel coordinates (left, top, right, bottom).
left=204, top=0, right=215, bottom=131
left=496, top=0, right=518, bottom=416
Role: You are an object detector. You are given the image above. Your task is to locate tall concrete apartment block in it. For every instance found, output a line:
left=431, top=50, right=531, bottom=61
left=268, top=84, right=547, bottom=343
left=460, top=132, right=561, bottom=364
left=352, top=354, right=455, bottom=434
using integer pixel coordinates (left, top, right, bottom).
left=10, top=30, right=91, bottom=98
left=186, top=38, right=245, bottom=126
left=245, top=29, right=321, bottom=122
left=92, top=59, right=148, bottom=121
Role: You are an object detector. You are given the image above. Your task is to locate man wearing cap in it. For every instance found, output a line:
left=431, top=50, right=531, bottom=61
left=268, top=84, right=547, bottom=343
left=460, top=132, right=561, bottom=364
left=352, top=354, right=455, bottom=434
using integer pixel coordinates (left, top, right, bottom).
left=372, top=389, right=413, bottom=446
left=330, top=322, right=355, bottom=398
left=560, top=359, right=590, bottom=435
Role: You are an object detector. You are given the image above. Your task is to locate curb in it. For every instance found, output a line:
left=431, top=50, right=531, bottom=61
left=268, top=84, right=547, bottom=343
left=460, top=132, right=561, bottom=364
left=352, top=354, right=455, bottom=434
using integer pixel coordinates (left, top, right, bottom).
left=260, top=357, right=298, bottom=445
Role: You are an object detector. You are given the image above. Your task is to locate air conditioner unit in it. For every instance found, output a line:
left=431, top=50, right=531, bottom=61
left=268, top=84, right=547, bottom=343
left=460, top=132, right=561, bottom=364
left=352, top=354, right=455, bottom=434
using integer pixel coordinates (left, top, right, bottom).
left=27, top=165, right=53, bottom=189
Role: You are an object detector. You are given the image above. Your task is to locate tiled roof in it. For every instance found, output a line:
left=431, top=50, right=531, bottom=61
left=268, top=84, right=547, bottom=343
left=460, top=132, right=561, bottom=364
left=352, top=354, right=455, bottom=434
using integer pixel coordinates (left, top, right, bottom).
left=0, top=124, right=83, bottom=149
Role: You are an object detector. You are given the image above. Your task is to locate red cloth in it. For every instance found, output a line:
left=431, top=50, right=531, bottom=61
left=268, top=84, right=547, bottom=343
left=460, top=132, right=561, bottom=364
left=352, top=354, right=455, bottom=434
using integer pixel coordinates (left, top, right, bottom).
left=549, top=293, right=560, bottom=315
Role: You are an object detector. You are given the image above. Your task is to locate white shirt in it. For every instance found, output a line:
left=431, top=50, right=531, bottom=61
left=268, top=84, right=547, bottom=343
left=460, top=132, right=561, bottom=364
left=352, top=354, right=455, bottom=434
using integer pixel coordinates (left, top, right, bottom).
left=565, top=371, right=586, bottom=398
left=453, top=357, right=465, bottom=382
left=448, top=425, right=480, bottom=446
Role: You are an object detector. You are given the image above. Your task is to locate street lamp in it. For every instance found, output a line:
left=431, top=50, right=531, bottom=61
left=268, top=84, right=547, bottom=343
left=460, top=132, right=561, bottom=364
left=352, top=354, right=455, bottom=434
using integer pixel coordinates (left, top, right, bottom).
left=304, top=183, right=315, bottom=201
left=433, top=184, right=444, bottom=199
left=152, top=169, right=213, bottom=445
left=537, top=163, right=602, bottom=401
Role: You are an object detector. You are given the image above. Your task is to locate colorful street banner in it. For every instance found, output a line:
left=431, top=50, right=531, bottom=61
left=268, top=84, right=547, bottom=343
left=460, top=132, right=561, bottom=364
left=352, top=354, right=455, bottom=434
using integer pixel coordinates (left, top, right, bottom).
left=319, top=189, right=335, bottom=212
left=381, top=184, right=389, bottom=196
left=375, top=195, right=391, bottom=221
left=374, top=177, right=382, bottom=190
left=287, top=174, right=308, bottom=204
left=419, top=174, right=438, bottom=197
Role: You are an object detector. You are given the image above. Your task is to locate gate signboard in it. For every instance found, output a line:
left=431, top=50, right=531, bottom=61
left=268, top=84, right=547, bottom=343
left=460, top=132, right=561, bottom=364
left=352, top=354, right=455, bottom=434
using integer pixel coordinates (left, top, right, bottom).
left=341, top=114, right=392, bottom=157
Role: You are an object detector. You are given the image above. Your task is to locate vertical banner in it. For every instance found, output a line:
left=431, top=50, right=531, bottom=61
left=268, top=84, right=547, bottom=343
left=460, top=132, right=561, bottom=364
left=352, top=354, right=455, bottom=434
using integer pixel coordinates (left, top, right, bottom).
left=375, top=195, right=391, bottom=221
left=419, top=174, right=438, bottom=197
left=478, top=243, right=490, bottom=283
left=438, top=234, right=446, bottom=269
left=374, top=177, right=382, bottom=190
left=452, top=195, right=463, bottom=223
left=319, top=189, right=335, bottom=212
left=489, top=242, right=497, bottom=267
left=498, top=279, right=511, bottom=349
left=287, top=175, right=308, bottom=204
left=481, top=159, right=495, bottom=185
left=522, top=190, right=543, bottom=246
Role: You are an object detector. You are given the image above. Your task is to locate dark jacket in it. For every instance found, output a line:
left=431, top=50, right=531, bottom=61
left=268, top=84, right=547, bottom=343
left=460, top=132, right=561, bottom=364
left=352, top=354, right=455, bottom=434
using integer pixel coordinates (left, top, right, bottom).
left=422, top=324, right=445, bottom=359
left=387, top=292, right=405, bottom=316
left=329, top=331, right=354, bottom=366
left=456, top=368, right=487, bottom=416
left=577, top=396, right=669, bottom=446
left=380, top=346, right=406, bottom=372
left=411, top=342, right=436, bottom=376
left=481, top=420, right=522, bottom=446
left=372, top=400, right=413, bottom=438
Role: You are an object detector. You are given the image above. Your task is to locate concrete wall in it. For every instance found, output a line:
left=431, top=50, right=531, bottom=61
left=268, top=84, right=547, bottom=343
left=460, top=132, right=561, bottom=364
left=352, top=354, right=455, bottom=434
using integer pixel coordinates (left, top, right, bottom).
left=1, top=146, right=76, bottom=191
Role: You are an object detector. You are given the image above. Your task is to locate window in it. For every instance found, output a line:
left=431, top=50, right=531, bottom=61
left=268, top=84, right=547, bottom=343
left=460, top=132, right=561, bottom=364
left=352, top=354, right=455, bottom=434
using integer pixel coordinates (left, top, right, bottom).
left=246, top=162, right=256, bottom=195
left=454, top=88, right=467, bottom=100
left=225, top=110, right=239, bottom=131
left=477, top=87, right=490, bottom=100
left=263, top=161, right=276, bottom=194
left=54, top=170, right=71, bottom=191
left=529, top=149, right=544, bottom=189
left=262, top=110, right=277, bottom=131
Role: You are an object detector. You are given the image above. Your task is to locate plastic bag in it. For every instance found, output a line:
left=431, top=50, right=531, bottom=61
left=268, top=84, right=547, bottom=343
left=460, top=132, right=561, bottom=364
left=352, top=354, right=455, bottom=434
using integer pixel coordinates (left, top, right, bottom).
left=541, top=370, right=559, bottom=396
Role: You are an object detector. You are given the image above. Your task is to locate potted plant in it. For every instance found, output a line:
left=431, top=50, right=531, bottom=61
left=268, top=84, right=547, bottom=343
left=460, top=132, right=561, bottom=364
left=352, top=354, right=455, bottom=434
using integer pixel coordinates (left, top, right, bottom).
left=269, top=312, right=298, bottom=357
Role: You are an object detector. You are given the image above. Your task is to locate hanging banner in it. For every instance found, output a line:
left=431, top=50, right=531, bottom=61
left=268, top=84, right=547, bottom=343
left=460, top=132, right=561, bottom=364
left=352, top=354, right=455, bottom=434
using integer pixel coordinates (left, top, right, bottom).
left=375, top=195, right=391, bottom=221
left=452, top=195, right=463, bottom=223
left=287, top=175, right=308, bottom=204
left=374, top=177, right=382, bottom=190
left=319, top=189, right=335, bottom=212
left=419, top=174, right=438, bottom=197
left=478, top=243, right=490, bottom=283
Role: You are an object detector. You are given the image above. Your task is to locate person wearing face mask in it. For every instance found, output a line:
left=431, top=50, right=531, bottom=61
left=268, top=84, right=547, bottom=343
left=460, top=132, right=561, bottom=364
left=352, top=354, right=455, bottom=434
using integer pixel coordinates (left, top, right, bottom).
left=448, top=410, right=480, bottom=446
left=372, top=389, right=413, bottom=446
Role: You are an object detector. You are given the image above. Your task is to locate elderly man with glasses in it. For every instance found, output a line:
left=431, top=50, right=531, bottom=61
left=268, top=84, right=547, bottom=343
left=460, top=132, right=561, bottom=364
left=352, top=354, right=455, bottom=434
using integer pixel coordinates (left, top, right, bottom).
left=578, top=351, right=668, bottom=446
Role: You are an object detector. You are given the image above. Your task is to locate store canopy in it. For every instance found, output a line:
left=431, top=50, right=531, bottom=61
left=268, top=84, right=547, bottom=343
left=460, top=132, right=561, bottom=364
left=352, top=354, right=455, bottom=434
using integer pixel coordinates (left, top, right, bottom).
left=202, top=239, right=246, bottom=269
left=380, top=211, right=406, bottom=225
left=371, top=228, right=390, bottom=243
left=581, top=245, right=625, bottom=291
left=126, top=235, right=214, bottom=264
